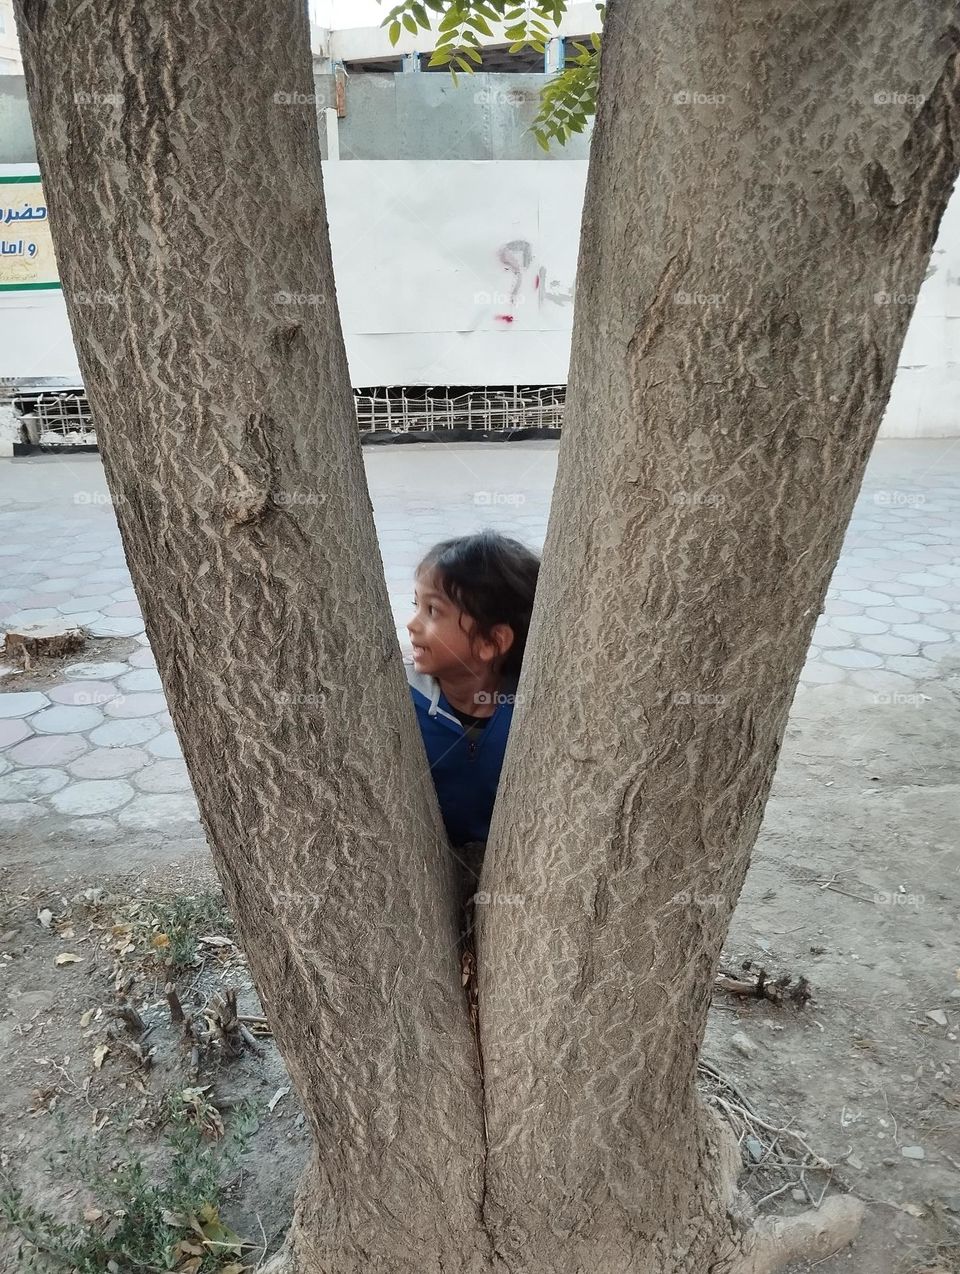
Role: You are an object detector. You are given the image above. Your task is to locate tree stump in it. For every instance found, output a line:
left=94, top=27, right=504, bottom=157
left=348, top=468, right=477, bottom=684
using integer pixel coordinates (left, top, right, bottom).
left=3, top=622, right=87, bottom=669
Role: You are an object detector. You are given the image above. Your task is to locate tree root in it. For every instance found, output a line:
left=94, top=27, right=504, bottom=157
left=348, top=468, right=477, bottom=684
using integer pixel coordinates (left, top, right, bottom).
left=736, top=1195, right=866, bottom=1274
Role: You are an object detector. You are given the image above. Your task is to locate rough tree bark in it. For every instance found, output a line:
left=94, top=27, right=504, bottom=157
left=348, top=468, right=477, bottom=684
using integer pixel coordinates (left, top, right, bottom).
left=13, top=1, right=485, bottom=1268
left=14, top=0, right=960, bottom=1272
left=480, top=2, right=960, bottom=1271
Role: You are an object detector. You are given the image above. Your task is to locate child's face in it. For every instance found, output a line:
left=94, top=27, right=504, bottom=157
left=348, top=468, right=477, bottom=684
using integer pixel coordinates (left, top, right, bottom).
left=406, top=568, right=511, bottom=680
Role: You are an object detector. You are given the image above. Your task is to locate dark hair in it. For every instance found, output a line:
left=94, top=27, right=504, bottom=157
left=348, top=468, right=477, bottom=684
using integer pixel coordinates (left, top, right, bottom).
left=416, top=530, right=541, bottom=679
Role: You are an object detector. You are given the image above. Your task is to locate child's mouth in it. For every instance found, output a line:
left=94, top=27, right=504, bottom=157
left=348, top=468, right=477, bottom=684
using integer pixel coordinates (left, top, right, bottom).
left=412, top=644, right=429, bottom=659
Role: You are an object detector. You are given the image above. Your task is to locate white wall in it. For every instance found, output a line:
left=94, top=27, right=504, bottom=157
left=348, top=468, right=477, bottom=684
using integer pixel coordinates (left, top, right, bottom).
left=1, top=158, right=957, bottom=438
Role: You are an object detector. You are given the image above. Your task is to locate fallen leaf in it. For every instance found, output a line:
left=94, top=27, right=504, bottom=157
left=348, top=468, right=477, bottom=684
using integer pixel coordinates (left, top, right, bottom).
left=151, top=932, right=170, bottom=950
left=93, top=1043, right=110, bottom=1071
left=82, top=1206, right=103, bottom=1223
left=79, top=1008, right=96, bottom=1028
left=197, top=935, right=234, bottom=949
left=37, top=908, right=53, bottom=929
left=55, top=953, right=83, bottom=966
left=267, top=1086, right=290, bottom=1113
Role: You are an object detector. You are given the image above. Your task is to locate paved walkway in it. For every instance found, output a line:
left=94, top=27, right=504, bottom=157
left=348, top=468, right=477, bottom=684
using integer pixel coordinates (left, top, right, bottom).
left=0, top=439, right=958, bottom=877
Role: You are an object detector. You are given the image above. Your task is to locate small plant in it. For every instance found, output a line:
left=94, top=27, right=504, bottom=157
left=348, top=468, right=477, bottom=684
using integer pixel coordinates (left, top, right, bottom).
left=141, top=893, right=236, bottom=970
left=0, top=1105, right=257, bottom=1272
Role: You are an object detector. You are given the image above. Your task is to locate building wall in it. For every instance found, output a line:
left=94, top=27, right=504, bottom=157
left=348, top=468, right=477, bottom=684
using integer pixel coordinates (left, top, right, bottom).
left=0, top=70, right=957, bottom=437
left=0, top=0, right=22, bottom=74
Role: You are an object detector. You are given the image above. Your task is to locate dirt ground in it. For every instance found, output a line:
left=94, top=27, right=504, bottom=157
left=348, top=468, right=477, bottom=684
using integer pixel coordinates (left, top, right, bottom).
left=1, top=665, right=958, bottom=1272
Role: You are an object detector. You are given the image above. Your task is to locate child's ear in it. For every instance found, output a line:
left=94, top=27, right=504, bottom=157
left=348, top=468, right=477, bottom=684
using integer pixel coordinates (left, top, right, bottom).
left=490, top=623, right=515, bottom=660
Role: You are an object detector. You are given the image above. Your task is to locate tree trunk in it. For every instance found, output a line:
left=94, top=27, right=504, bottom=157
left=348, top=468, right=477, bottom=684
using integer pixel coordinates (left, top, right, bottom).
left=13, top=1, right=486, bottom=1268
left=479, top=0, right=960, bottom=1269
left=15, top=0, right=960, bottom=1269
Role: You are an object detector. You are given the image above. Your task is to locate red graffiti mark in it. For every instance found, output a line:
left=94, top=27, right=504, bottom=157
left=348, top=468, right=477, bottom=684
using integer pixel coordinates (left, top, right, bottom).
left=534, top=274, right=540, bottom=290
left=495, top=313, right=515, bottom=324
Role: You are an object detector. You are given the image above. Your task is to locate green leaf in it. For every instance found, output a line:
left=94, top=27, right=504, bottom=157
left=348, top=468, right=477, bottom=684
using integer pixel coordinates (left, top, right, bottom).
left=403, top=12, right=418, bottom=34
left=438, top=7, right=463, bottom=30
left=468, top=13, right=495, bottom=36
left=590, top=31, right=601, bottom=50
left=412, top=2, right=430, bottom=27
left=388, top=19, right=402, bottom=44
left=462, top=44, right=483, bottom=63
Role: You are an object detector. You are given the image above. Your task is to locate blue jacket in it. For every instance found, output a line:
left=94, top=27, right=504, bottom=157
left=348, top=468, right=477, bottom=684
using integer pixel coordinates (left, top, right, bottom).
left=405, top=659, right=518, bottom=846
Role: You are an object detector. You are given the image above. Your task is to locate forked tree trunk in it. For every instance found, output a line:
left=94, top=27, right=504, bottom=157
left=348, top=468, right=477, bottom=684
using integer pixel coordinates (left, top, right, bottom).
left=14, top=0, right=485, bottom=1267
left=14, top=0, right=960, bottom=1271
left=480, top=1, right=960, bottom=1270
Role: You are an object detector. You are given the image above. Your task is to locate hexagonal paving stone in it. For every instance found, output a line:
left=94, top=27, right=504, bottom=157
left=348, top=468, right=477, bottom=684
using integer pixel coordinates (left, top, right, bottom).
left=50, top=779, right=135, bottom=816
left=127, top=649, right=156, bottom=669
left=146, top=730, right=182, bottom=759
left=31, top=577, right=82, bottom=594
left=798, top=662, right=847, bottom=685
left=87, top=617, right=145, bottom=638
left=30, top=704, right=105, bottom=734
left=57, top=596, right=115, bottom=615
left=104, top=602, right=142, bottom=618
left=118, top=669, right=162, bottom=693
left=89, top=717, right=163, bottom=748
left=59, top=552, right=103, bottom=565
left=48, top=681, right=120, bottom=707
left=117, top=790, right=199, bottom=829
left=843, top=589, right=897, bottom=607
left=64, top=816, right=123, bottom=844
left=64, top=661, right=130, bottom=680
left=882, top=656, right=943, bottom=681
left=7, top=733, right=88, bottom=765
left=104, top=692, right=168, bottom=719
left=858, top=633, right=918, bottom=656
left=896, top=596, right=952, bottom=616
left=891, top=622, right=951, bottom=643
left=0, top=767, right=70, bottom=799
left=0, top=802, right=39, bottom=826
left=821, top=648, right=884, bottom=669
left=68, top=747, right=151, bottom=779
left=0, top=692, right=50, bottom=718
left=134, top=759, right=193, bottom=793
left=4, top=608, right=62, bottom=626
left=899, top=571, right=949, bottom=588
left=811, top=624, right=855, bottom=649
left=864, top=606, right=921, bottom=625
left=0, top=718, right=34, bottom=749
left=831, top=616, right=889, bottom=636
left=851, top=668, right=928, bottom=697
